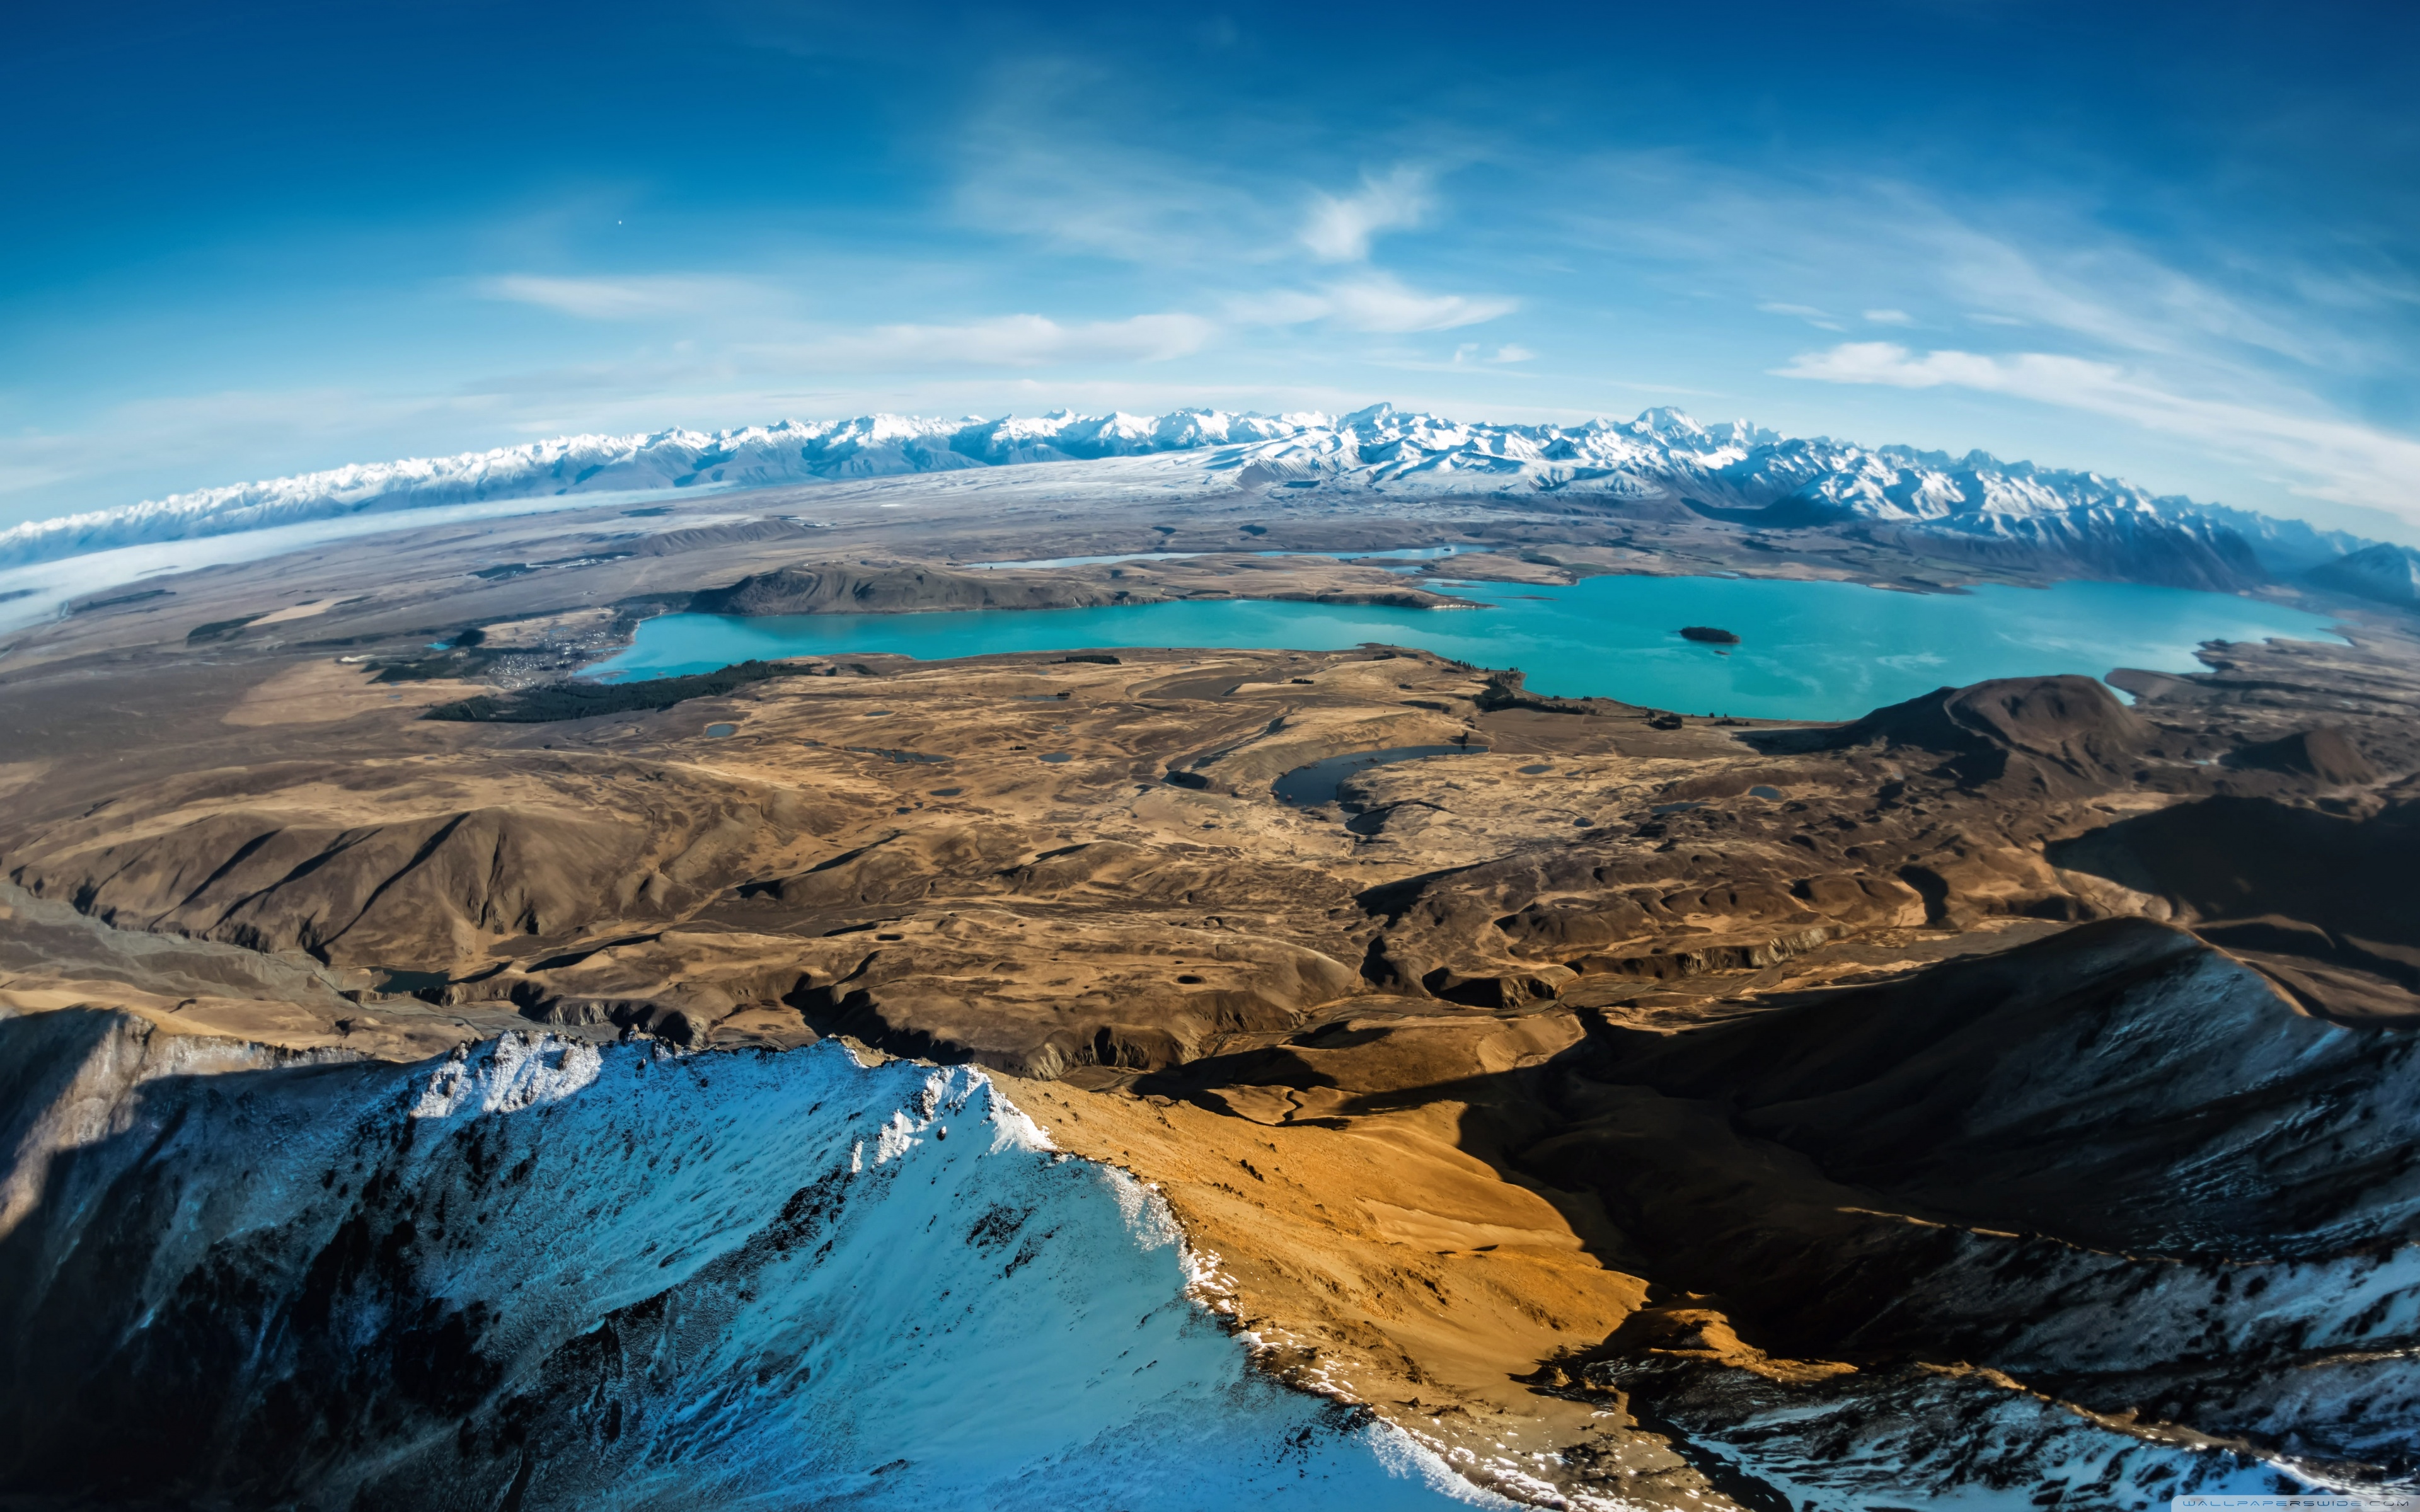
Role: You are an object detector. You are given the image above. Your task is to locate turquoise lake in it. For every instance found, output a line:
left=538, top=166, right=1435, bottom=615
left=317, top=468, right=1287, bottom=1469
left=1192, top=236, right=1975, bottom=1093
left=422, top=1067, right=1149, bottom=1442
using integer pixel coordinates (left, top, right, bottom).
left=589, top=573, right=2346, bottom=722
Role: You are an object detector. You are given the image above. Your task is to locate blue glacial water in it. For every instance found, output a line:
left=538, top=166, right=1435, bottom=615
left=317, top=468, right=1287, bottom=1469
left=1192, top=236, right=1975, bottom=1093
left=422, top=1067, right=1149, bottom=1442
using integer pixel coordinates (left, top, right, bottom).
left=590, top=573, right=2345, bottom=723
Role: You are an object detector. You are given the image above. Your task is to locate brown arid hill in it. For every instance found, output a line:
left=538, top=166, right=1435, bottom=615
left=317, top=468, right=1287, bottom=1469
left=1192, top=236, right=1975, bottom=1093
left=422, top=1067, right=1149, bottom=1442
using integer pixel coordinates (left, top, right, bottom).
left=1782, top=672, right=2153, bottom=794
left=689, top=559, right=1149, bottom=614
left=3, top=605, right=2419, bottom=1508
left=684, top=555, right=1480, bottom=618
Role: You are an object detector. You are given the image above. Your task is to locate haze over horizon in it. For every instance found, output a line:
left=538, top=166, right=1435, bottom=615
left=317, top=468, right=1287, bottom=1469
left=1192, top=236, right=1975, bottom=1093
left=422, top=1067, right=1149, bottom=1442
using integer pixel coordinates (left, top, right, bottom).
left=5, top=0, right=2416, bottom=540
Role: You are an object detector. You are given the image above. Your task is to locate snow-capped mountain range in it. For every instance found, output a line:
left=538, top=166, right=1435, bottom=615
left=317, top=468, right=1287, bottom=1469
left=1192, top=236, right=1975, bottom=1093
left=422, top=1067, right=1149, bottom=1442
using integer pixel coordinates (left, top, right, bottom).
left=0, top=404, right=2377, bottom=583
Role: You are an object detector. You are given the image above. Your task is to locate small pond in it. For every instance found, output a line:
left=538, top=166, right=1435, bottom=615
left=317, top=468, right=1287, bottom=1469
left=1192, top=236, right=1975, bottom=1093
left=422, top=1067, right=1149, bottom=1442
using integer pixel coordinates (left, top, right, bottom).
left=1270, top=745, right=1487, bottom=806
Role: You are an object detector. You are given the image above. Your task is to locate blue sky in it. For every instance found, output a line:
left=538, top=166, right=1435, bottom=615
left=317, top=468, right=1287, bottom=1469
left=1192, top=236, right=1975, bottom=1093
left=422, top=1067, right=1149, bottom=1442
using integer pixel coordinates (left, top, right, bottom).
left=4, top=0, right=2416, bottom=536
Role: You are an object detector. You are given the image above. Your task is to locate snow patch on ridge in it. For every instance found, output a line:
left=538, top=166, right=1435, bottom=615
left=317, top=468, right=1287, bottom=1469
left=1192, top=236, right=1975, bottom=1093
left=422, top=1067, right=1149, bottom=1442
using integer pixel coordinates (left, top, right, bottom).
left=0, top=1022, right=1506, bottom=1509
left=410, top=1033, right=602, bottom=1118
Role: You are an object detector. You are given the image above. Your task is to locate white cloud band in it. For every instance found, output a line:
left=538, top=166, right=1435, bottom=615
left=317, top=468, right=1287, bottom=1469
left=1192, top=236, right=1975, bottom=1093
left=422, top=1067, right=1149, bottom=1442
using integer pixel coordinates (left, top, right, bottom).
left=1777, top=341, right=2420, bottom=520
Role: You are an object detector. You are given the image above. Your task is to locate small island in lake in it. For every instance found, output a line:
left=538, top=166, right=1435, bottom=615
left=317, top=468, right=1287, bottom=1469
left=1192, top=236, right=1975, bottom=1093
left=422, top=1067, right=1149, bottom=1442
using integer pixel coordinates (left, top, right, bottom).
left=1679, top=624, right=1742, bottom=644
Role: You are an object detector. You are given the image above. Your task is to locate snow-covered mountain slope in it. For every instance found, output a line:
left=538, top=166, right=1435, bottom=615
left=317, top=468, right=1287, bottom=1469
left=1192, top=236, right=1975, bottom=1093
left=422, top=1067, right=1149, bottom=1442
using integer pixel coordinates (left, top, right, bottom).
left=0, top=403, right=2378, bottom=586
left=0, top=1016, right=1495, bottom=1510
left=2307, top=541, right=2420, bottom=609
left=2189, top=502, right=2377, bottom=577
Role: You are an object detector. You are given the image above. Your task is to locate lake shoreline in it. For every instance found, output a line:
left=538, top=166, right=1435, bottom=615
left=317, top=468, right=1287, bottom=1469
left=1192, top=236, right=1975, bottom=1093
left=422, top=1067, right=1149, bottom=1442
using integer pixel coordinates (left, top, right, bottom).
left=580, top=573, right=2348, bottom=725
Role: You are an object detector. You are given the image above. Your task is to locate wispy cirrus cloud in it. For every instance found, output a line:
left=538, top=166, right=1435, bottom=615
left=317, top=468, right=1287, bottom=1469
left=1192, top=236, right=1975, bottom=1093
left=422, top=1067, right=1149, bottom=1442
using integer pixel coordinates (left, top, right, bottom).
left=948, top=56, right=1460, bottom=282
left=1908, top=217, right=2370, bottom=372
left=947, top=60, right=1290, bottom=266
left=785, top=311, right=1216, bottom=369
left=479, top=273, right=793, bottom=321
left=475, top=266, right=1216, bottom=368
left=1300, top=167, right=1432, bottom=263
left=1758, top=301, right=1845, bottom=331
left=1572, top=154, right=2415, bottom=381
left=1320, top=277, right=1512, bottom=333
left=1230, top=275, right=1514, bottom=333
left=1550, top=152, right=2420, bottom=528
left=1777, top=341, right=2420, bottom=520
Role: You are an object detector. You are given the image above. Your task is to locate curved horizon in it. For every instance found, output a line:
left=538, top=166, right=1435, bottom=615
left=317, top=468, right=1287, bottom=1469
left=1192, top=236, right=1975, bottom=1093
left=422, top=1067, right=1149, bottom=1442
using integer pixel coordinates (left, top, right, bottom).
left=1, top=401, right=2394, bottom=578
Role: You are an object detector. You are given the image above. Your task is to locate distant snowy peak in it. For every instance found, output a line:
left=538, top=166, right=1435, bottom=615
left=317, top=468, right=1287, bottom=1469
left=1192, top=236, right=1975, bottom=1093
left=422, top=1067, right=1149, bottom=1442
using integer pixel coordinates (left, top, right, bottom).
left=2306, top=542, right=2420, bottom=609
left=0, top=404, right=2377, bottom=575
